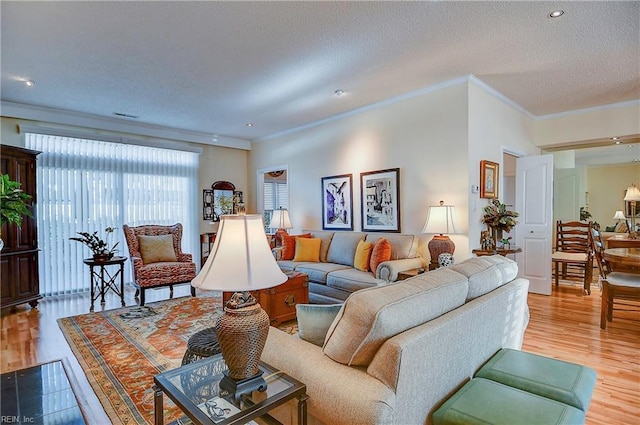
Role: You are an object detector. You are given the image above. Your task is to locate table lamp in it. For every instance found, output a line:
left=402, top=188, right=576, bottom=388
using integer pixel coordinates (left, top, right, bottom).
left=269, top=207, right=293, bottom=247
left=613, top=210, right=625, bottom=222
left=192, top=214, right=287, bottom=400
left=624, top=184, right=640, bottom=239
left=422, top=201, right=459, bottom=270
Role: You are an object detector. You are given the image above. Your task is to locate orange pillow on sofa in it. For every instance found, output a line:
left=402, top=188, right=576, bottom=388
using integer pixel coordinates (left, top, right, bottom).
left=369, top=238, right=392, bottom=274
left=281, top=233, right=312, bottom=260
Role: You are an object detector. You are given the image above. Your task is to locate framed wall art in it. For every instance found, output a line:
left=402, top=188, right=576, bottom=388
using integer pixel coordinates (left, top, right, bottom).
left=360, top=168, right=400, bottom=232
left=321, top=174, right=353, bottom=230
left=480, top=160, right=499, bottom=199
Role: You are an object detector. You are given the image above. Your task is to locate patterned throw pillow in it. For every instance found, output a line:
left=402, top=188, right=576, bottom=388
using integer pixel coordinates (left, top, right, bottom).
left=281, top=233, right=312, bottom=260
left=369, top=238, right=392, bottom=275
left=614, top=221, right=628, bottom=233
left=137, top=234, right=177, bottom=264
left=353, top=240, right=373, bottom=272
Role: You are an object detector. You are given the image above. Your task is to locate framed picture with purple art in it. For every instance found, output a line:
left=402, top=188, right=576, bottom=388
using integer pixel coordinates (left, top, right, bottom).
left=360, top=168, right=401, bottom=232
left=321, top=174, right=353, bottom=230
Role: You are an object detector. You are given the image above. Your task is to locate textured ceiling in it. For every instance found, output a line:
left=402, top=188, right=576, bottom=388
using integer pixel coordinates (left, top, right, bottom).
left=1, top=1, right=639, bottom=144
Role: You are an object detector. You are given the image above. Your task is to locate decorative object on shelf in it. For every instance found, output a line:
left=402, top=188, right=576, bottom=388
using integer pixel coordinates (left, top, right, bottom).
left=360, top=168, right=400, bottom=232
left=70, top=227, right=119, bottom=261
left=422, top=201, right=459, bottom=270
left=438, top=253, right=455, bottom=268
left=233, top=191, right=245, bottom=214
left=623, top=183, right=640, bottom=239
left=579, top=207, right=592, bottom=221
left=480, top=160, right=499, bottom=199
left=269, top=207, right=293, bottom=247
left=0, top=173, right=33, bottom=250
left=480, top=230, right=494, bottom=250
left=502, top=236, right=512, bottom=249
left=482, top=199, right=518, bottom=248
left=321, top=174, right=354, bottom=230
left=191, top=214, right=287, bottom=401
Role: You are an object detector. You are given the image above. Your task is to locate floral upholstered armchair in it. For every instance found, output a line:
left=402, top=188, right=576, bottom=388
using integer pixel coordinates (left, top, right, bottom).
left=122, top=223, right=197, bottom=306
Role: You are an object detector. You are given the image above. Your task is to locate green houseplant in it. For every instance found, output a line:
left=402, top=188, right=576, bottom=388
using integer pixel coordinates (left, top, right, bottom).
left=70, top=227, right=119, bottom=261
left=0, top=174, right=33, bottom=250
left=482, top=199, right=519, bottom=247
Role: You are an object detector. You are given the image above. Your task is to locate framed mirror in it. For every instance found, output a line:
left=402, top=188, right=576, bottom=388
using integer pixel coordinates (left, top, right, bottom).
left=211, top=181, right=235, bottom=222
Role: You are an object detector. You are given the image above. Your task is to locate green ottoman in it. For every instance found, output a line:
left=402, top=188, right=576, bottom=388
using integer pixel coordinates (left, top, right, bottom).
left=476, top=349, right=596, bottom=411
left=433, top=378, right=585, bottom=425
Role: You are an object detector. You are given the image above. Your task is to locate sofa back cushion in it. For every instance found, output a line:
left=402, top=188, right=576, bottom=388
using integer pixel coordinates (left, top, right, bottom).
left=448, top=255, right=518, bottom=301
left=305, top=230, right=335, bottom=262
left=365, top=233, right=419, bottom=259
left=323, top=267, right=469, bottom=366
left=326, top=232, right=366, bottom=267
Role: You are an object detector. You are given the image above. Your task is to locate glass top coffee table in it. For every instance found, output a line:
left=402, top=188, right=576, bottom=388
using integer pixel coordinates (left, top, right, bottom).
left=154, top=354, right=307, bottom=425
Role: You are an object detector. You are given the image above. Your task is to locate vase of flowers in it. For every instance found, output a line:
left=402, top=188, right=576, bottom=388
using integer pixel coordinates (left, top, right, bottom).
left=70, top=227, right=119, bottom=261
left=482, top=199, right=519, bottom=248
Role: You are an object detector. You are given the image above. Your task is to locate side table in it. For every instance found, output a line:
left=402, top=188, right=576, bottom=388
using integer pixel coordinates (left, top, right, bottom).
left=397, top=268, right=426, bottom=281
left=472, top=247, right=522, bottom=258
left=83, top=256, right=127, bottom=312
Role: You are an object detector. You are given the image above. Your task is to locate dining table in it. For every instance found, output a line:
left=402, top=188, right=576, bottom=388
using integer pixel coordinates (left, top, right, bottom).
left=603, top=248, right=640, bottom=274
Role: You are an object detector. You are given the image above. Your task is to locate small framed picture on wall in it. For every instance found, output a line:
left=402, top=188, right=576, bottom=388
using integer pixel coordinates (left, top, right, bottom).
left=480, top=160, right=499, bottom=199
left=321, top=174, right=353, bottom=230
left=360, top=168, right=401, bottom=232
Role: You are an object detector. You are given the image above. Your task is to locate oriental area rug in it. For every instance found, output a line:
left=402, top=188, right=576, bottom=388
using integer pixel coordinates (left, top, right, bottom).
left=58, top=292, right=298, bottom=425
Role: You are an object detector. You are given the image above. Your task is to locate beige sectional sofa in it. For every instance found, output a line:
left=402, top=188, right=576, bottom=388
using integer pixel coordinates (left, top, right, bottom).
left=261, top=255, right=530, bottom=425
left=275, top=230, right=426, bottom=304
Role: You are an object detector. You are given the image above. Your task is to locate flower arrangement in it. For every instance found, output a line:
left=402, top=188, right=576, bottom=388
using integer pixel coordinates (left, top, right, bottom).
left=1, top=174, right=32, bottom=232
left=482, top=199, right=519, bottom=233
left=70, top=227, right=119, bottom=258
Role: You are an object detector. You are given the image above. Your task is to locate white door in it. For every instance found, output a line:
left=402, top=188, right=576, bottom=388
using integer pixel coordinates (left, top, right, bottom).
left=515, top=155, right=554, bottom=295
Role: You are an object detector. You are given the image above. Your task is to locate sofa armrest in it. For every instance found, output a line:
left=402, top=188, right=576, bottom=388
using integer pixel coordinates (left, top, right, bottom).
left=376, top=257, right=427, bottom=282
left=178, top=253, right=193, bottom=262
left=272, top=247, right=283, bottom=261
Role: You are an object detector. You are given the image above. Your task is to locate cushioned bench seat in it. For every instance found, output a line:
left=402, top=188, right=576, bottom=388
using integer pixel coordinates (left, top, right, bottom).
left=476, top=348, right=596, bottom=412
left=433, top=378, right=585, bottom=425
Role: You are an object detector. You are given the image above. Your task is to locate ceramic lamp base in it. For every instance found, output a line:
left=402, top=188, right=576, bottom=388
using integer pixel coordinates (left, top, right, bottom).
left=428, top=235, right=455, bottom=270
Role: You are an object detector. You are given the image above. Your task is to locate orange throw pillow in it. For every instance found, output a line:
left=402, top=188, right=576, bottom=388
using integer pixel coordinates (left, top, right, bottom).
left=353, top=240, right=373, bottom=272
left=370, top=238, right=392, bottom=275
left=281, top=233, right=312, bottom=260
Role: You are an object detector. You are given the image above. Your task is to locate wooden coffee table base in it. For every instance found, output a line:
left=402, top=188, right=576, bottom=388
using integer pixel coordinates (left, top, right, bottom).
left=223, top=271, right=309, bottom=325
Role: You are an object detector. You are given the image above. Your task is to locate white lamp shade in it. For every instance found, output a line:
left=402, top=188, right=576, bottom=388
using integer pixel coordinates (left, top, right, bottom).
left=192, top=214, right=287, bottom=291
left=623, top=185, right=640, bottom=201
left=269, top=208, right=293, bottom=229
left=422, top=203, right=459, bottom=235
left=613, top=210, right=626, bottom=220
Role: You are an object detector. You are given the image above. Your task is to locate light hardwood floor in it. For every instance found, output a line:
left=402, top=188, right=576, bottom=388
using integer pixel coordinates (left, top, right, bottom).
left=1, top=282, right=638, bottom=424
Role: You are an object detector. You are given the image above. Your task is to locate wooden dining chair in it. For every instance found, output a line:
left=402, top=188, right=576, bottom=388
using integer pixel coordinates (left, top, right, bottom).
left=590, top=229, right=640, bottom=328
left=551, top=220, right=594, bottom=294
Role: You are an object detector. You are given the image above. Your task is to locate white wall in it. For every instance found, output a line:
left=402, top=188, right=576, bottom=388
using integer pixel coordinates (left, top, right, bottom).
left=249, top=83, right=470, bottom=262
left=467, top=83, right=539, bottom=251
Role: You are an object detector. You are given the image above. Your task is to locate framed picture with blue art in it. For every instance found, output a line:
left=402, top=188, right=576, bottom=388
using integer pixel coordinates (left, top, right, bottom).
left=321, top=174, right=353, bottom=230
left=360, top=168, right=401, bottom=232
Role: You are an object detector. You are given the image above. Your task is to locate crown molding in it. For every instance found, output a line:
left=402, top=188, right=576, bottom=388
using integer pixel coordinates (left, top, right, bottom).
left=534, top=99, right=640, bottom=121
left=1, top=101, right=251, bottom=150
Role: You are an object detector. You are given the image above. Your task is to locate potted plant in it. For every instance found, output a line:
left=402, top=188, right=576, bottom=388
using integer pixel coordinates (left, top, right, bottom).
left=70, top=227, right=119, bottom=261
left=482, top=199, right=519, bottom=248
left=0, top=174, right=33, bottom=250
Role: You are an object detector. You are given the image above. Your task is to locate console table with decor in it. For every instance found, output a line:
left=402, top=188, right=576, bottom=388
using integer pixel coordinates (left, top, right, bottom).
left=154, top=353, right=308, bottom=425
left=83, top=256, right=127, bottom=312
left=472, top=247, right=522, bottom=257
left=200, top=232, right=216, bottom=267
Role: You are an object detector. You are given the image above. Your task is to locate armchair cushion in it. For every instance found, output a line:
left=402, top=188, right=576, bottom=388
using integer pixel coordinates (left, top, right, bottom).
left=137, top=234, right=177, bottom=264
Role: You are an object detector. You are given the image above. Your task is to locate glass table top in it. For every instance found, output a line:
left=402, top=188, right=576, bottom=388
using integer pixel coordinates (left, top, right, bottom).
left=155, top=354, right=305, bottom=425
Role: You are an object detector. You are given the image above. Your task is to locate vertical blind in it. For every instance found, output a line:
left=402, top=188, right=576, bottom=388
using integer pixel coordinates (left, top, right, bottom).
left=26, top=133, right=199, bottom=296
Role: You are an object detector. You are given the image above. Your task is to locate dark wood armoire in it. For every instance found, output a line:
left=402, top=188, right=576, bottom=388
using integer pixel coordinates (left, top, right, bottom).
left=1, top=145, right=41, bottom=309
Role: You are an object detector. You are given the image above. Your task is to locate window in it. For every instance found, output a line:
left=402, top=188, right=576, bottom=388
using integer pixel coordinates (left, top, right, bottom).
left=26, top=133, right=198, bottom=296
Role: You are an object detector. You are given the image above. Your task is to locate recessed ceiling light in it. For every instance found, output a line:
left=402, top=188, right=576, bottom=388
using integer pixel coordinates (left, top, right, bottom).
left=612, top=137, right=619, bottom=140
left=246, top=123, right=253, bottom=127
left=24, top=80, right=35, bottom=87
left=334, top=89, right=345, bottom=97
left=615, top=140, right=622, bottom=145
left=548, top=10, right=564, bottom=18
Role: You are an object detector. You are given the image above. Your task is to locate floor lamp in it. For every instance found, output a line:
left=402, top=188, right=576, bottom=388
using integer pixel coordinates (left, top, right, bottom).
left=422, top=201, right=459, bottom=270
left=191, top=214, right=287, bottom=400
